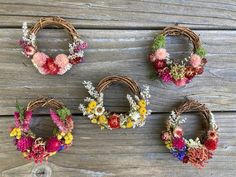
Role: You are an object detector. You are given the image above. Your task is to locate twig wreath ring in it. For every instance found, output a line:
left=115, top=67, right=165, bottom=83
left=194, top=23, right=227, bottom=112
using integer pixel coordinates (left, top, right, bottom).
left=149, top=25, right=207, bottom=86
left=19, top=16, right=88, bottom=75
left=161, top=100, right=218, bottom=168
left=9, top=98, right=74, bottom=163
left=79, top=76, right=151, bottom=130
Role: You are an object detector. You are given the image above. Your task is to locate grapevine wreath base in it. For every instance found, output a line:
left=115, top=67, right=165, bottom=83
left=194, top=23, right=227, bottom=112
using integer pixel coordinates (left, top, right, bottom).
left=149, top=25, right=207, bottom=87
left=79, top=76, right=152, bottom=130
left=161, top=100, right=218, bottom=169
left=10, top=98, right=74, bottom=163
left=19, top=16, right=88, bottom=75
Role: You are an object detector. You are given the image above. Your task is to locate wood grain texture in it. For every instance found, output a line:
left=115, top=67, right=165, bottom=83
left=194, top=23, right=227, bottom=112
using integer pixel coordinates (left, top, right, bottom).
left=1, top=113, right=236, bottom=177
left=0, top=0, right=235, bottom=29
left=0, top=29, right=235, bottom=114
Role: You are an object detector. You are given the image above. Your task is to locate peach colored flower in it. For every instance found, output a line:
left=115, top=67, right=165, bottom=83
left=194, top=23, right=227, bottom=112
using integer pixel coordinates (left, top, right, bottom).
left=54, top=54, right=69, bottom=68
left=32, top=52, right=48, bottom=67
left=190, top=54, right=202, bottom=68
left=37, top=66, right=47, bottom=75
left=154, top=48, right=168, bottom=60
left=173, top=127, right=183, bottom=138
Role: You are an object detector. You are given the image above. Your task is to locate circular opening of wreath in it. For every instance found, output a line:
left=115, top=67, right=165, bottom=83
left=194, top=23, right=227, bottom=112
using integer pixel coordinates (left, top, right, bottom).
left=161, top=100, right=219, bottom=169
left=79, top=76, right=152, bottom=130
left=9, top=98, right=74, bottom=163
left=149, top=25, right=207, bottom=87
left=18, top=16, right=88, bottom=75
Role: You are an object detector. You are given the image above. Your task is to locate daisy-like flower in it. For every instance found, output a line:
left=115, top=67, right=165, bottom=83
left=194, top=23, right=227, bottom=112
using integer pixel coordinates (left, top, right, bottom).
left=94, top=105, right=105, bottom=116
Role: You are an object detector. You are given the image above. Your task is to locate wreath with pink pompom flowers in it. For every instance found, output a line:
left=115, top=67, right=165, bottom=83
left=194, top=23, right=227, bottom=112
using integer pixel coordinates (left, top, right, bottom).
left=149, top=25, right=207, bottom=87
left=161, top=100, right=219, bottom=169
left=9, top=97, right=74, bottom=163
left=19, top=16, right=88, bottom=75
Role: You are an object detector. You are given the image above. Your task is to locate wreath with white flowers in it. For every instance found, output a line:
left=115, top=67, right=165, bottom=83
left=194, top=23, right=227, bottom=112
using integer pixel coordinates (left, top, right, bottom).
left=9, top=98, right=74, bottom=163
left=19, top=16, right=88, bottom=75
left=149, top=25, right=207, bottom=87
left=79, top=76, right=151, bottom=130
left=161, top=100, right=218, bottom=169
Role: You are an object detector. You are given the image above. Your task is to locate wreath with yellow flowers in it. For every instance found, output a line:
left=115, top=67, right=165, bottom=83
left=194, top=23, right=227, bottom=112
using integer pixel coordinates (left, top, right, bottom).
left=161, top=100, right=218, bottom=169
left=79, top=76, right=151, bottom=130
left=9, top=97, right=74, bottom=163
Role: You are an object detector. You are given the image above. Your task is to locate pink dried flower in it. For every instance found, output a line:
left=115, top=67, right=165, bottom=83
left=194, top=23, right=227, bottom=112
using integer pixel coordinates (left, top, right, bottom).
left=46, top=137, right=61, bottom=152
left=173, top=78, right=188, bottom=87
left=149, top=53, right=157, bottom=62
left=50, top=109, right=68, bottom=132
left=154, top=48, right=168, bottom=60
left=173, top=127, right=183, bottom=138
left=161, top=131, right=171, bottom=141
left=54, top=54, right=69, bottom=68
left=24, top=45, right=36, bottom=57
left=32, top=52, right=48, bottom=67
left=22, top=111, right=32, bottom=132
left=190, top=54, right=202, bottom=68
left=159, top=68, right=172, bottom=83
left=17, top=136, right=34, bottom=152
left=14, top=112, right=21, bottom=127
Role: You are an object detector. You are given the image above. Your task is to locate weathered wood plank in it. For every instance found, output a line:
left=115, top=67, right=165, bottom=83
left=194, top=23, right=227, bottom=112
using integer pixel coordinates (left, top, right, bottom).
left=0, top=29, right=236, bottom=114
left=1, top=113, right=236, bottom=177
left=0, top=0, right=235, bottom=29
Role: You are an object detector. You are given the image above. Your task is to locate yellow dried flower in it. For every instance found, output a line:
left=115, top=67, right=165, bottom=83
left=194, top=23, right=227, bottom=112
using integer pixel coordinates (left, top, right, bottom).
left=10, top=128, right=21, bottom=139
left=139, top=107, right=147, bottom=116
left=88, top=101, right=97, bottom=109
left=98, top=115, right=108, bottom=125
left=91, top=118, right=97, bottom=124
left=138, top=99, right=146, bottom=108
left=126, top=118, right=133, bottom=128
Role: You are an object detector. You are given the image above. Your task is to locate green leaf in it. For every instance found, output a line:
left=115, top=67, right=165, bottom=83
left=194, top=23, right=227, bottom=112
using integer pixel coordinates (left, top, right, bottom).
left=57, top=107, right=71, bottom=121
left=149, top=70, right=158, bottom=80
left=196, top=47, right=206, bottom=58
left=151, top=34, right=166, bottom=52
left=16, top=101, right=25, bottom=122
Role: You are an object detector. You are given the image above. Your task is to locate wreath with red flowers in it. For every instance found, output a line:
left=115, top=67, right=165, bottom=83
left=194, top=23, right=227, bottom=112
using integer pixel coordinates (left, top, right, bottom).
left=79, top=76, right=152, bottom=130
left=149, top=25, right=207, bottom=87
left=161, top=100, right=218, bottom=169
left=19, top=16, right=88, bottom=75
left=9, top=98, right=74, bottom=163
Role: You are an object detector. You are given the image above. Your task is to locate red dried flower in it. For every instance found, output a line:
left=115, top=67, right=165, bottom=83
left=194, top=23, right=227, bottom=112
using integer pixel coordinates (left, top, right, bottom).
left=69, top=57, right=83, bottom=65
left=42, top=58, right=60, bottom=75
left=154, top=59, right=167, bottom=71
left=172, top=137, right=185, bottom=150
left=46, top=137, right=61, bottom=152
left=183, top=156, right=189, bottom=163
left=185, top=66, right=197, bottom=79
left=204, top=138, right=218, bottom=151
left=108, top=114, right=120, bottom=129
left=195, top=67, right=204, bottom=75
left=27, top=141, right=49, bottom=164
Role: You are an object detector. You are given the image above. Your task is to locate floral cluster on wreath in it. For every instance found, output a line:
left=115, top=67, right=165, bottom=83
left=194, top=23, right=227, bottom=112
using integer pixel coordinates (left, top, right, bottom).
left=149, top=34, right=207, bottom=87
left=9, top=102, right=74, bottom=163
left=161, top=110, right=218, bottom=168
left=79, top=81, right=152, bottom=129
left=18, top=22, right=88, bottom=75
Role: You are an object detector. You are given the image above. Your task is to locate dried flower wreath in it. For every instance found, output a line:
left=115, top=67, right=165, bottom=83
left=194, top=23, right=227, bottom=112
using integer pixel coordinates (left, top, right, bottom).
left=149, top=25, right=207, bottom=86
left=19, top=16, right=88, bottom=75
left=79, top=76, right=151, bottom=130
left=9, top=98, right=74, bottom=163
left=161, top=100, right=218, bottom=169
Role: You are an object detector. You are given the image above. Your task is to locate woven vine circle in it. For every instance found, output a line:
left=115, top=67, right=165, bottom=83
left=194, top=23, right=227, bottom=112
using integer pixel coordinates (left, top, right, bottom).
left=161, top=100, right=219, bottom=169
left=79, top=76, right=151, bottom=130
left=149, top=25, right=207, bottom=86
left=10, top=97, right=74, bottom=163
left=19, top=16, right=88, bottom=75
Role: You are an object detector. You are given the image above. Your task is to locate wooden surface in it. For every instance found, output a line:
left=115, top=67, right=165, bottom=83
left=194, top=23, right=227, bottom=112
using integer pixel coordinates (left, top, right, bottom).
left=0, top=0, right=236, bottom=177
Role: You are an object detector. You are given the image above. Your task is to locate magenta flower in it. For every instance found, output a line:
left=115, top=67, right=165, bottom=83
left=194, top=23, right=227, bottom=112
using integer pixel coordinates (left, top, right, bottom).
left=172, top=137, right=185, bottom=150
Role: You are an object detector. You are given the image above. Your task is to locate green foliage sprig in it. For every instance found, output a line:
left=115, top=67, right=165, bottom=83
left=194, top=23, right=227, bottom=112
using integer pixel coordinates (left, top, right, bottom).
left=152, top=34, right=166, bottom=52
